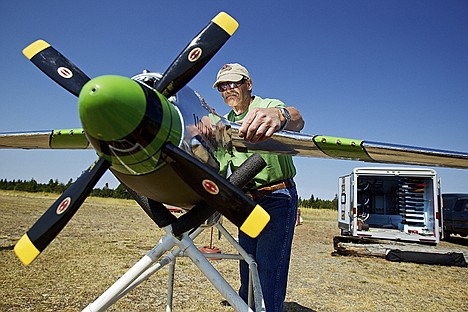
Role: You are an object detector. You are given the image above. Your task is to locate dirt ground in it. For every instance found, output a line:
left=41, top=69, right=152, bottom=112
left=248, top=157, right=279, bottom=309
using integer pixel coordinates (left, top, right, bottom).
left=1, top=191, right=467, bottom=311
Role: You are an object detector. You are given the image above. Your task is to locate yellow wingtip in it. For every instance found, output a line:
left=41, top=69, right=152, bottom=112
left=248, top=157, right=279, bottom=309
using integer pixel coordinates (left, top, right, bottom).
left=240, top=205, right=270, bottom=238
left=212, top=12, right=239, bottom=36
left=22, top=39, right=50, bottom=60
left=14, top=234, right=40, bottom=265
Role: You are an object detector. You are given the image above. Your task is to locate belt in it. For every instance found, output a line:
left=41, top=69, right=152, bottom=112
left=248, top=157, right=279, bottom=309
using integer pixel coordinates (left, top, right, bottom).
left=249, top=178, right=295, bottom=201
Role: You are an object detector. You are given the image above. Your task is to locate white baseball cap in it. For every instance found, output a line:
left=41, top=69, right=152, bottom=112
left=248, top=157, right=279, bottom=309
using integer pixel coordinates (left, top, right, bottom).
left=212, top=63, right=251, bottom=88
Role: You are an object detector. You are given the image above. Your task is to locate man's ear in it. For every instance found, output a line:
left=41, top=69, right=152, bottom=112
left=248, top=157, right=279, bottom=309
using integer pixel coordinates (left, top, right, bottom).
left=247, top=79, right=252, bottom=91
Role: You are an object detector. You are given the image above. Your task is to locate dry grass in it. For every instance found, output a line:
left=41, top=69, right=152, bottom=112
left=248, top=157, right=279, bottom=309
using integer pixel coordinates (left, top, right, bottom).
left=1, top=191, right=467, bottom=311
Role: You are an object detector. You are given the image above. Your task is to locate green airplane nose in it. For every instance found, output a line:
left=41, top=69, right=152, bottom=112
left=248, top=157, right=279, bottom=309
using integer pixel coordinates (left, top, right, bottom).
left=78, top=74, right=182, bottom=175
left=79, top=75, right=147, bottom=141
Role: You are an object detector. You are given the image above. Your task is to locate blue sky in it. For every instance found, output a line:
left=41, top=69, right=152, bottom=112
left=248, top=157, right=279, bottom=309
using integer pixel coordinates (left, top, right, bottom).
left=1, top=1, right=467, bottom=199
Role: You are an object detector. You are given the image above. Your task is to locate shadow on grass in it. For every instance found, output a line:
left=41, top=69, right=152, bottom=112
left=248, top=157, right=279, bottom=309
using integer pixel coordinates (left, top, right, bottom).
left=285, top=301, right=316, bottom=312
left=0, top=245, right=14, bottom=251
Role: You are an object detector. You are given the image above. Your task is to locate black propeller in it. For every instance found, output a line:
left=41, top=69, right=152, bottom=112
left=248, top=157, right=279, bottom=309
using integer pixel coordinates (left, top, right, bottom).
left=162, top=143, right=270, bottom=238
left=14, top=158, right=110, bottom=265
left=125, top=152, right=268, bottom=238
left=22, top=40, right=90, bottom=97
left=154, top=12, right=238, bottom=97
left=18, top=39, right=110, bottom=264
left=14, top=12, right=249, bottom=264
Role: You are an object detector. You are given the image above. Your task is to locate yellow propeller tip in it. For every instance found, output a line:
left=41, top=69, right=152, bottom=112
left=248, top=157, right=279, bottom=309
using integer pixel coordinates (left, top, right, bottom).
left=14, top=234, right=40, bottom=265
left=22, top=39, right=50, bottom=60
left=240, top=204, right=270, bottom=238
left=212, top=12, right=239, bottom=36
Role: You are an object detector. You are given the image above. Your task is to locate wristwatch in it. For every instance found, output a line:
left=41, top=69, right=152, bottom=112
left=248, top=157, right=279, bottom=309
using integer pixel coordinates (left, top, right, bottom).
left=278, top=107, right=291, bottom=131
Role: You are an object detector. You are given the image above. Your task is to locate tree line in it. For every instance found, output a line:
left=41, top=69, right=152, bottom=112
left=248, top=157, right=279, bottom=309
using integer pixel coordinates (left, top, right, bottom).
left=298, top=194, right=338, bottom=210
left=0, top=178, right=132, bottom=199
left=0, top=178, right=338, bottom=208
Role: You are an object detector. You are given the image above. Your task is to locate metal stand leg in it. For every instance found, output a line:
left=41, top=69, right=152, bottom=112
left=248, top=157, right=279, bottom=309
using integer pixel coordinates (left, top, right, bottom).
left=214, top=222, right=266, bottom=311
left=82, top=219, right=264, bottom=312
left=166, top=257, right=176, bottom=312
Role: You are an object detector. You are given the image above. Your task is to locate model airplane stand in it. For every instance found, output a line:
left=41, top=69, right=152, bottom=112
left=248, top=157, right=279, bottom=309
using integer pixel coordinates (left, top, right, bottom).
left=83, top=154, right=268, bottom=311
left=82, top=212, right=265, bottom=311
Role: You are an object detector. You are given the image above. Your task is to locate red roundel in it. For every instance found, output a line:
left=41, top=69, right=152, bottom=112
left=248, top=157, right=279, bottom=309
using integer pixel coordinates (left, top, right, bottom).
left=188, top=47, right=202, bottom=62
left=57, top=67, right=73, bottom=79
left=56, top=197, right=72, bottom=215
left=202, top=179, right=219, bottom=195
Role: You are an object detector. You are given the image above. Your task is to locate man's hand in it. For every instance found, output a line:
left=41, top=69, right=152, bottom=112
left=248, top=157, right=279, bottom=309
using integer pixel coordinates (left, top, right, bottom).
left=238, top=107, right=283, bottom=143
left=238, top=106, right=305, bottom=143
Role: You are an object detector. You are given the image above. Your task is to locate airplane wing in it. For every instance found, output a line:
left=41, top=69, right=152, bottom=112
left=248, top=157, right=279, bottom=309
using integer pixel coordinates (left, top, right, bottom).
left=4, top=123, right=467, bottom=169
left=224, top=122, right=468, bottom=169
left=0, top=129, right=91, bottom=149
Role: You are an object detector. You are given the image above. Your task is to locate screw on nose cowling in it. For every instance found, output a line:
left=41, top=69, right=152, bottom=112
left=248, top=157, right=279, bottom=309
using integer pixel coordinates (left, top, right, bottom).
left=78, top=75, right=147, bottom=141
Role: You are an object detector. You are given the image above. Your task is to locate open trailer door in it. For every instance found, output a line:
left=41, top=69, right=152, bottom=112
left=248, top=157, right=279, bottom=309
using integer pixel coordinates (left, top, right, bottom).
left=338, top=174, right=353, bottom=235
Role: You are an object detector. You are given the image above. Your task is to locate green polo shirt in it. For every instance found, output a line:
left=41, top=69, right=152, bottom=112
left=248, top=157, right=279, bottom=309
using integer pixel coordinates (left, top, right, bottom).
left=218, top=96, right=296, bottom=189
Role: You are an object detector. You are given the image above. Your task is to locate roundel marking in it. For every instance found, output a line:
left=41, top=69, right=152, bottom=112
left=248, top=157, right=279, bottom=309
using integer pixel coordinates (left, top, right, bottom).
left=188, top=47, right=202, bottom=62
left=57, top=67, right=73, bottom=79
left=202, top=179, right=219, bottom=195
left=56, top=197, right=72, bottom=215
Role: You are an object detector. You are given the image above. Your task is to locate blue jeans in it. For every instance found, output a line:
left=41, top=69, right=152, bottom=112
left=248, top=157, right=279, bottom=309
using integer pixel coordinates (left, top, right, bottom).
left=239, top=186, right=298, bottom=312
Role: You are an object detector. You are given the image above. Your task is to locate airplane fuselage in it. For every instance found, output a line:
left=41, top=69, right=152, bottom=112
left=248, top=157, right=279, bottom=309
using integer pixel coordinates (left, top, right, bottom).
left=79, top=72, right=223, bottom=208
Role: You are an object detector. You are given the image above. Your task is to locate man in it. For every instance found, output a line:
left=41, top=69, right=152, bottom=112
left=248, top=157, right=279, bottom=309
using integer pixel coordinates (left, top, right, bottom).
left=213, top=63, right=304, bottom=311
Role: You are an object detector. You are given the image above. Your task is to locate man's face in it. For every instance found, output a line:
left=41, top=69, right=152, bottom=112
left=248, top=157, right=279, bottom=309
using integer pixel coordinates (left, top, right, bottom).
left=218, top=79, right=252, bottom=111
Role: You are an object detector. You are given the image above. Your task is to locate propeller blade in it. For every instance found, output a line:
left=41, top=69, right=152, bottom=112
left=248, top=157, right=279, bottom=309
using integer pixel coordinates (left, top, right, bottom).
left=14, top=157, right=110, bottom=265
left=23, top=40, right=90, bottom=96
left=154, top=12, right=238, bottom=98
left=162, top=143, right=270, bottom=238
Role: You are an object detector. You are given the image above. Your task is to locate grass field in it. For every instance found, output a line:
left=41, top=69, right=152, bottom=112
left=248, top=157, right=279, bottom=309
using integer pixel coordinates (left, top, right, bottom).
left=1, top=191, right=467, bottom=311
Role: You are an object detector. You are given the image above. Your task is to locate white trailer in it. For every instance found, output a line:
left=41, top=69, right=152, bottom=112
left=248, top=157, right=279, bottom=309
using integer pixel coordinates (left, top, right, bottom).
left=338, top=167, right=442, bottom=244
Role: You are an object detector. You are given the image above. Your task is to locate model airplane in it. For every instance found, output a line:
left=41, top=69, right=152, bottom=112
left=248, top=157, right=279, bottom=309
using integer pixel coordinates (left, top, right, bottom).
left=1, top=12, right=468, bottom=267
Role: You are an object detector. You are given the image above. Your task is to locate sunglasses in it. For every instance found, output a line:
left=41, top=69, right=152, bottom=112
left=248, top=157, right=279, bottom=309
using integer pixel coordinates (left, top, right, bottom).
left=216, top=79, right=246, bottom=92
